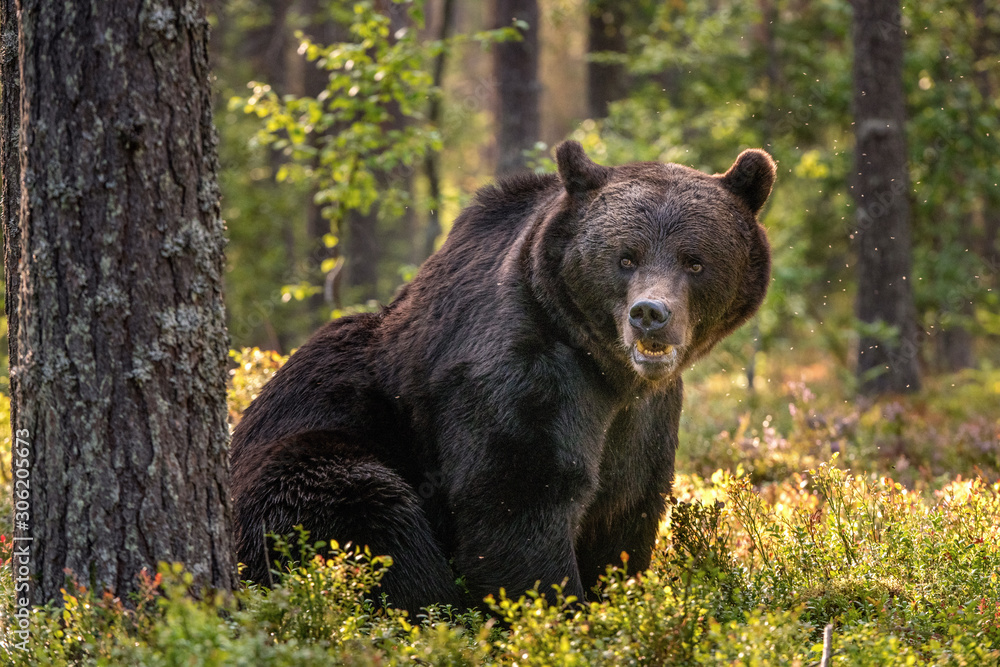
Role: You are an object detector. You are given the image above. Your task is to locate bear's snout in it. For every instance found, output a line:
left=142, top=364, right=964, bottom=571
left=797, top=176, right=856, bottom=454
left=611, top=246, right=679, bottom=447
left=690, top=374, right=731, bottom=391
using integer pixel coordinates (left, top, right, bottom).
left=628, top=299, right=671, bottom=334
left=624, top=293, right=689, bottom=379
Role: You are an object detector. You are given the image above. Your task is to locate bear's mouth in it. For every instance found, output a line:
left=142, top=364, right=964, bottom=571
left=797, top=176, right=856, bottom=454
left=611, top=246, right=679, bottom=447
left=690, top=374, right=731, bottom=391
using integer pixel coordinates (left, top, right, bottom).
left=635, top=339, right=674, bottom=358
left=630, top=339, right=680, bottom=380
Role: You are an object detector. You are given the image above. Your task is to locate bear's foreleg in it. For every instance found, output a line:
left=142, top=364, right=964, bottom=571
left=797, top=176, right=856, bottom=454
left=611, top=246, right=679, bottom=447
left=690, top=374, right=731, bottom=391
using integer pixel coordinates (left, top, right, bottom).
left=449, top=488, right=589, bottom=604
left=574, top=494, right=666, bottom=593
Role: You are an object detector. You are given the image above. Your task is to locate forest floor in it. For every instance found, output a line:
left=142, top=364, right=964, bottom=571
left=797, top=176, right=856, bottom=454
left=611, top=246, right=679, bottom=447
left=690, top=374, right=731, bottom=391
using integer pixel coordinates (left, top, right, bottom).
left=1, top=348, right=998, bottom=665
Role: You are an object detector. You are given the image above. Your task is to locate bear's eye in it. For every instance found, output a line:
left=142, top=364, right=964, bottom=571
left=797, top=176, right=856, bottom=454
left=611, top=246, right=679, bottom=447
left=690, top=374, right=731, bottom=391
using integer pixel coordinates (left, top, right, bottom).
left=688, top=263, right=704, bottom=274
left=620, top=257, right=635, bottom=270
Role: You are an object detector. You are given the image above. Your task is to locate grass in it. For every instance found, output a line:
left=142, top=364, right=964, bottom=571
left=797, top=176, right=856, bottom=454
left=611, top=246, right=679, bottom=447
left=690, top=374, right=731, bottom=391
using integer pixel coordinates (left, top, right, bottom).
left=1, top=349, right=999, bottom=665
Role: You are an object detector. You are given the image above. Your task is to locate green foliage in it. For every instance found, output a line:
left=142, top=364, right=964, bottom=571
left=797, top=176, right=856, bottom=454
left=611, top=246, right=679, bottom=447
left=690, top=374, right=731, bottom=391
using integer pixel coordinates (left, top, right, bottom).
left=235, top=1, right=518, bottom=241
left=244, top=529, right=393, bottom=643
left=677, top=355, right=1000, bottom=489
left=0, top=549, right=488, bottom=665
left=220, top=0, right=524, bottom=322
left=718, top=464, right=1000, bottom=656
left=238, top=1, right=436, bottom=224
left=905, top=2, right=1000, bottom=341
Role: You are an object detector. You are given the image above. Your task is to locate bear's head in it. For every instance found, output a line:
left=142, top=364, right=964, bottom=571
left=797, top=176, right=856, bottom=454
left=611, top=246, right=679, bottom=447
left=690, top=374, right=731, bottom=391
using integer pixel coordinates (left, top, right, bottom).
left=537, top=141, right=775, bottom=384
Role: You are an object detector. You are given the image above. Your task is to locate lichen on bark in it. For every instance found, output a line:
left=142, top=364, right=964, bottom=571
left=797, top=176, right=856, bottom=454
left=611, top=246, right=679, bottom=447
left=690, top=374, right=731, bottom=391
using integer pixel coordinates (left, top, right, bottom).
left=12, top=0, right=235, bottom=603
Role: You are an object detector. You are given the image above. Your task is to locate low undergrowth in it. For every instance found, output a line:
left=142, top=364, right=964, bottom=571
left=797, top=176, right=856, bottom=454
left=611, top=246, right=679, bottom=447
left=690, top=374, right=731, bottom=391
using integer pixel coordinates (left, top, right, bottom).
left=1, top=351, right=998, bottom=665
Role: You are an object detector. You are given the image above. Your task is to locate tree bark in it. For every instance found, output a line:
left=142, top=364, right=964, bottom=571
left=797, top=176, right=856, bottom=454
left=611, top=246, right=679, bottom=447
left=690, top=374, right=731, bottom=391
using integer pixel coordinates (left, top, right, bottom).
left=2, top=0, right=20, bottom=461
left=587, top=0, right=628, bottom=119
left=851, top=0, right=921, bottom=394
left=13, top=0, right=235, bottom=603
left=494, top=0, right=540, bottom=176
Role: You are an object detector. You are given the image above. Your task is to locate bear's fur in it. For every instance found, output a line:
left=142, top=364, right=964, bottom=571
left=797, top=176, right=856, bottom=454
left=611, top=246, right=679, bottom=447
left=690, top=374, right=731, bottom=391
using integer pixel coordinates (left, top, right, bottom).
left=230, top=142, right=775, bottom=611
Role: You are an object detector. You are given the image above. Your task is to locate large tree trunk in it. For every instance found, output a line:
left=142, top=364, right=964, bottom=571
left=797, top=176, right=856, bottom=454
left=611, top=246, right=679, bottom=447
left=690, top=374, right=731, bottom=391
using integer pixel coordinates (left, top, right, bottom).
left=587, top=0, right=629, bottom=119
left=494, top=0, right=540, bottom=176
left=11, top=0, right=235, bottom=604
left=2, top=0, right=20, bottom=463
left=850, top=0, right=921, bottom=395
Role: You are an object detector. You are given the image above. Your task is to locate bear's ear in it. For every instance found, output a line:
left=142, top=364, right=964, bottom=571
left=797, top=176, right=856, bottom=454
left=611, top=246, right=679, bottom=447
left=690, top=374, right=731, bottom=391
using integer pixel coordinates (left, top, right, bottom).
left=719, top=149, right=776, bottom=215
left=556, top=141, right=612, bottom=198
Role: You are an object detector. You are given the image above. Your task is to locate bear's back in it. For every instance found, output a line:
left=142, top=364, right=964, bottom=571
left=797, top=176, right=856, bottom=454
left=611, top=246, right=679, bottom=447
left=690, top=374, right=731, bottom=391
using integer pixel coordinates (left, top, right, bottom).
left=431, top=171, right=558, bottom=268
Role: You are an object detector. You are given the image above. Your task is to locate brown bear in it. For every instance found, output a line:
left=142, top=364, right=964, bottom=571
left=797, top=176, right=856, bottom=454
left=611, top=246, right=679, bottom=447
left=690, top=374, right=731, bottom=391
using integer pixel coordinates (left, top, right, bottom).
left=230, top=141, right=775, bottom=612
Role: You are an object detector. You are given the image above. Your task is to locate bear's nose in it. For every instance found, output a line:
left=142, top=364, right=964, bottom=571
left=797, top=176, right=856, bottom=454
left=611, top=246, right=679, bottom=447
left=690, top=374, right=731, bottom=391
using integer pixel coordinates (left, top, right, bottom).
left=628, top=299, right=671, bottom=333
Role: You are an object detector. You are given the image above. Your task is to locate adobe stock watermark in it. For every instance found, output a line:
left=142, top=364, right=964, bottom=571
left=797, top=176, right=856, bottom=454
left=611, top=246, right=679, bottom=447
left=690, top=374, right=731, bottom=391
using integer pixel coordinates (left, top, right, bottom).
left=11, top=428, right=33, bottom=650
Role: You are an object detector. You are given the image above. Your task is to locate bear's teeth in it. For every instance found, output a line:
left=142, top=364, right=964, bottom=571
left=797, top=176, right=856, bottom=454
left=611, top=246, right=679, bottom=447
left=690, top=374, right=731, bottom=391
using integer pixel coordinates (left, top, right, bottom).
left=637, top=341, right=673, bottom=357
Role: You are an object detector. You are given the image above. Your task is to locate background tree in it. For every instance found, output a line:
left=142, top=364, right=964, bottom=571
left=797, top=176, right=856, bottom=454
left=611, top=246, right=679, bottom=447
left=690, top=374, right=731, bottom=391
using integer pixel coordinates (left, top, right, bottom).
left=586, top=0, right=629, bottom=119
left=851, top=0, right=921, bottom=395
left=422, top=0, right=457, bottom=260
left=9, top=0, right=234, bottom=602
left=210, top=0, right=319, bottom=351
left=493, top=0, right=540, bottom=175
left=340, top=1, right=414, bottom=303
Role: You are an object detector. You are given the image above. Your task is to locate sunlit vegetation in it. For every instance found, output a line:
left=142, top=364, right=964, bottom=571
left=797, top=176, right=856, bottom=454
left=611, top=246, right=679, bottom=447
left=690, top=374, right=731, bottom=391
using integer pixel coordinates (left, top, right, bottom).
left=3, top=355, right=998, bottom=663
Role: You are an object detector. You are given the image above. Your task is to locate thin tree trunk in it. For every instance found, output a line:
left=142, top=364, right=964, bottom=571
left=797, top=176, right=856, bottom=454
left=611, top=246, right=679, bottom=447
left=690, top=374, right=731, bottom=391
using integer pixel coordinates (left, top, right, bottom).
left=587, top=0, right=628, bottom=119
left=14, top=0, right=235, bottom=603
left=423, top=0, right=456, bottom=260
left=344, top=208, right=380, bottom=302
left=971, top=0, right=1000, bottom=356
left=248, top=0, right=298, bottom=281
left=928, top=0, right=998, bottom=373
left=745, top=0, right=780, bottom=393
left=851, top=0, right=921, bottom=395
left=381, top=3, right=416, bottom=280
left=985, top=211, right=1000, bottom=278
left=494, top=0, right=540, bottom=176
left=296, top=0, right=346, bottom=315
left=293, top=0, right=385, bottom=306
left=343, top=1, right=413, bottom=303
left=971, top=0, right=999, bottom=105
left=935, top=326, right=973, bottom=372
